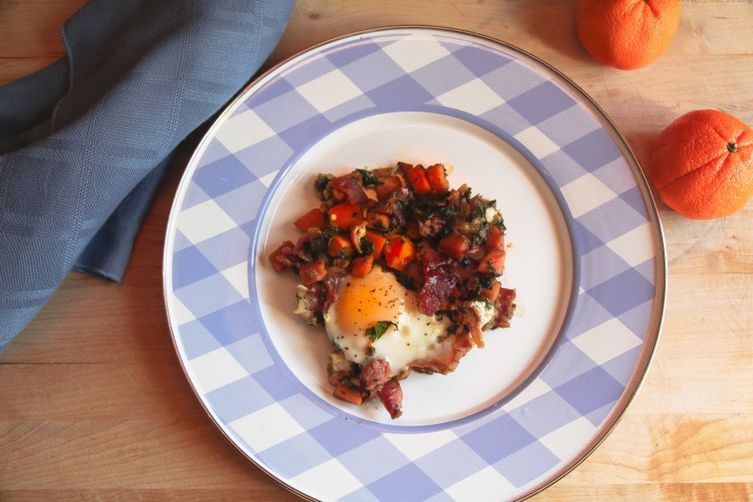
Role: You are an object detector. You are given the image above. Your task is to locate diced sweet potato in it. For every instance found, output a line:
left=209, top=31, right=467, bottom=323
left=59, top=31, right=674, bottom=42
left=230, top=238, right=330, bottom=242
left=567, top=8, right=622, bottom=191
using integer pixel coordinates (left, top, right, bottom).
left=480, top=279, right=501, bottom=302
left=328, top=234, right=352, bottom=258
left=438, top=233, right=469, bottom=259
left=333, top=382, right=363, bottom=405
left=364, top=231, right=387, bottom=259
left=485, top=224, right=504, bottom=251
left=384, top=236, right=416, bottom=271
left=328, top=203, right=362, bottom=229
left=406, top=166, right=432, bottom=195
left=477, top=249, right=506, bottom=276
left=351, top=255, right=374, bottom=278
left=426, top=164, right=449, bottom=192
left=294, top=208, right=326, bottom=231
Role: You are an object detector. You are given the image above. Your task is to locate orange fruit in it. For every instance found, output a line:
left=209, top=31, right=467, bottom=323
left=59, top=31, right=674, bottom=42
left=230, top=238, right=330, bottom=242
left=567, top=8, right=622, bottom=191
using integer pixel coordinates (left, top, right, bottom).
left=648, top=110, right=753, bottom=220
left=576, top=0, right=681, bottom=70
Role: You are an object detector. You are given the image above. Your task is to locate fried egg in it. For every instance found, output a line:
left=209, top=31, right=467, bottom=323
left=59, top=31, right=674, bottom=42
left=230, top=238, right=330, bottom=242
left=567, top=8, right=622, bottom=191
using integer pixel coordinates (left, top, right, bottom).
left=323, top=266, right=449, bottom=375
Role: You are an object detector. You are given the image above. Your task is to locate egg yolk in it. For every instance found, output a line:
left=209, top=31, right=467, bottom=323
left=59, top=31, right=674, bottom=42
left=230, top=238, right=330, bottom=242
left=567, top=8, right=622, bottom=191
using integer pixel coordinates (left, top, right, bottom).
left=335, top=271, right=404, bottom=334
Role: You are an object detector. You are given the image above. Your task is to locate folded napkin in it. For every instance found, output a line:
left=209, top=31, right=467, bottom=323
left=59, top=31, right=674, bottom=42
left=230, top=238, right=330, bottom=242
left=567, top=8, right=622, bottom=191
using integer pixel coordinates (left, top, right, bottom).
left=0, top=0, right=295, bottom=351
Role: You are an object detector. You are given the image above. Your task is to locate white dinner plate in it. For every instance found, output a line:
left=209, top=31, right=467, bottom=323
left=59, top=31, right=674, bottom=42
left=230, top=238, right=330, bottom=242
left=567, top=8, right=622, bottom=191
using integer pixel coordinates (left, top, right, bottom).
left=163, top=27, right=666, bottom=501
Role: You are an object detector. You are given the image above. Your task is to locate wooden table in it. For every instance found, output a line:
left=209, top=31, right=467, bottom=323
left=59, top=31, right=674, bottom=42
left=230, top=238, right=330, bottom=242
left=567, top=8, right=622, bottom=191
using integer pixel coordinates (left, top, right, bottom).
left=2, top=1, right=752, bottom=500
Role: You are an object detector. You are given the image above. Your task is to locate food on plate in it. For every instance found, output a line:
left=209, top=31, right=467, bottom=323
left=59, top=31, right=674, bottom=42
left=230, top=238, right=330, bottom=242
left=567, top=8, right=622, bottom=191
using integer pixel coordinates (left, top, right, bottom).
left=649, top=110, right=753, bottom=220
left=269, top=162, right=516, bottom=418
left=576, top=0, right=680, bottom=70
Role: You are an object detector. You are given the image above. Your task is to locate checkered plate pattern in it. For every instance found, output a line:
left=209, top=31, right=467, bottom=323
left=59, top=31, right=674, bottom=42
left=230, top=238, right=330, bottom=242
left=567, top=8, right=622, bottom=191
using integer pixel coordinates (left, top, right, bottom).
left=163, top=28, right=665, bottom=500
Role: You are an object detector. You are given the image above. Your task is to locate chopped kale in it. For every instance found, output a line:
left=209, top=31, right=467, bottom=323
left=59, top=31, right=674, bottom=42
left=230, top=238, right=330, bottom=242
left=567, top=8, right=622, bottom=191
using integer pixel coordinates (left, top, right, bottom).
left=309, top=234, right=329, bottom=256
left=356, top=168, right=382, bottom=187
left=315, top=174, right=333, bottom=200
left=469, top=206, right=485, bottom=220
left=359, top=237, right=375, bottom=256
left=478, top=275, right=493, bottom=289
left=438, top=205, right=456, bottom=220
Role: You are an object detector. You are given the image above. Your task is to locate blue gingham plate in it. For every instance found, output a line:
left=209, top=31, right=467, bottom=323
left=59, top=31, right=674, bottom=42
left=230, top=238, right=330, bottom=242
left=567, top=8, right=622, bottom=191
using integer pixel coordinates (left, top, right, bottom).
left=163, top=27, right=666, bottom=500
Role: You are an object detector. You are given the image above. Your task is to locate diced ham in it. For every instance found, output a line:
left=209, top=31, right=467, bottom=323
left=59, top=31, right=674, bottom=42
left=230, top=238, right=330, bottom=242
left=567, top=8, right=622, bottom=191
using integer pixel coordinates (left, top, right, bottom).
left=359, top=358, right=392, bottom=391
left=269, top=241, right=296, bottom=272
left=323, top=273, right=344, bottom=310
left=379, top=379, right=403, bottom=419
left=416, top=246, right=458, bottom=316
left=494, top=288, right=516, bottom=328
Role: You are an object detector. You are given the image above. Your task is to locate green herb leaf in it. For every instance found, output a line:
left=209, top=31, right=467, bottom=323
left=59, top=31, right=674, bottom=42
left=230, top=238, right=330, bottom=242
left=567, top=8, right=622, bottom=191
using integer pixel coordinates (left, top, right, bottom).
left=310, top=234, right=329, bottom=256
left=359, top=237, right=375, bottom=256
left=365, top=321, right=397, bottom=342
left=478, top=275, right=493, bottom=289
left=315, top=174, right=334, bottom=201
left=469, top=206, right=484, bottom=220
left=438, top=205, right=456, bottom=220
left=356, top=168, right=382, bottom=187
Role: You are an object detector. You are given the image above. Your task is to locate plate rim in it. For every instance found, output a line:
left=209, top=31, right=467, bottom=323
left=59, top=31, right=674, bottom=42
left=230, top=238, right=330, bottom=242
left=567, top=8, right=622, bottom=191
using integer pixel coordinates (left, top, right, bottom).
left=162, top=25, right=668, bottom=501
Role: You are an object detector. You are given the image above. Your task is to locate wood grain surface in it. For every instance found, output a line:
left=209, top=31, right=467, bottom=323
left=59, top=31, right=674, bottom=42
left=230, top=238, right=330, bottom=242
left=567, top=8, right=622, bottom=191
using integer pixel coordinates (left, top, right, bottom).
left=2, top=1, right=752, bottom=500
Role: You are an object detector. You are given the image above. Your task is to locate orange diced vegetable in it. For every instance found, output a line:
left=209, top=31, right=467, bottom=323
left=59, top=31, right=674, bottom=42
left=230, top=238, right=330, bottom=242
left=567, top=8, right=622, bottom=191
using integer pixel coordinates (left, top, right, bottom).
left=328, top=203, right=363, bottom=229
left=438, top=233, right=470, bottom=259
left=384, top=236, right=416, bottom=271
left=333, top=382, right=363, bottom=405
left=328, top=234, right=352, bottom=258
left=426, top=164, right=449, bottom=192
left=375, top=175, right=403, bottom=200
left=406, top=166, right=432, bottom=195
left=485, top=224, right=504, bottom=251
left=367, top=212, right=390, bottom=232
left=299, top=260, right=327, bottom=285
left=480, top=279, right=501, bottom=302
left=294, top=208, right=326, bottom=231
left=351, top=255, right=374, bottom=278
left=364, top=231, right=387, bottom=259
left=477, top=249, right=506, bottom=276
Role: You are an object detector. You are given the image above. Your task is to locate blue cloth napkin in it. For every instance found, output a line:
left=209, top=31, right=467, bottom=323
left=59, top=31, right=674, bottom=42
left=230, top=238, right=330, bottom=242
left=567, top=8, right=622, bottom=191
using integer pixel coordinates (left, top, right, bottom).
left=0, top=0, right=295, bottom=351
